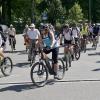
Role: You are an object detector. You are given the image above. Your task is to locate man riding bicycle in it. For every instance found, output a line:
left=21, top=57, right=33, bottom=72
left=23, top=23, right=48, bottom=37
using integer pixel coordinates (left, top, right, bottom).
left=27, top=23, right=41, bottom=61
left=92, top=24, right=99, bottom=47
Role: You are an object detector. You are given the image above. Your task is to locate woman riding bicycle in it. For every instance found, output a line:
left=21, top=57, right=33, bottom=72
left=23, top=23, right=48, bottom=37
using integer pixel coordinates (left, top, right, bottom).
left=41, top=24, right=59, bottom=79
left=0, top=31, right=5, bottom=62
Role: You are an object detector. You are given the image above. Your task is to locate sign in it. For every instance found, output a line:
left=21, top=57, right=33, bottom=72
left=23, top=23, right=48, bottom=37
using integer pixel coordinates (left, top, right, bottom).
left=42, top=12, right=47, bottom=20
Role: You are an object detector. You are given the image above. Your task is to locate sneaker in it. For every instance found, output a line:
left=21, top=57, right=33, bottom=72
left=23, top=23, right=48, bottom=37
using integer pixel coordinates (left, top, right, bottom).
left=54, top=74, right=59, bottom=80
left=24, top=43, right=26, bottom=45
left=28, top=58, right=31, bottom=61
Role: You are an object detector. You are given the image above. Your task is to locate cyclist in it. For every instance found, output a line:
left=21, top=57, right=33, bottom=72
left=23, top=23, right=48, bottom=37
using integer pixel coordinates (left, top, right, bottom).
left=27, top=23, right=41, bottom=61
left=41, top=24, right=59, bottom=78
left=71, top=23, right=80, bottom=42
left=23, top=24, right=29, bottom=45
left=8, top=24, right=16, bottom=50
left=80, top=23, right=88, bottom=50
left=92, top=23, right=99, bottom=46
left=0, top=32, right=5, bottom=62
left=87, top=23, right=93, bottom=43
left=60, top=24, right=73, bottom=61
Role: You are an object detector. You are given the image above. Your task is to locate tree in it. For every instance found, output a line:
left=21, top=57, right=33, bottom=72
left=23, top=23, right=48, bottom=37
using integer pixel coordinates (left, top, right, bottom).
left=68, top=2, right=83, bottom=23
left=47, top=0, right=66, bottom=25
left=92, top=0, right=100, bottom=22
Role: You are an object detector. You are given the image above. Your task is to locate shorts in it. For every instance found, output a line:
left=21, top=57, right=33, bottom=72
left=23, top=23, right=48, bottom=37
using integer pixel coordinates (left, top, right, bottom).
left=93, top=34, right=97, bottom=38
left=64, top=39, right=72, bottom=45
left=43, top=47, right=59, bottom=64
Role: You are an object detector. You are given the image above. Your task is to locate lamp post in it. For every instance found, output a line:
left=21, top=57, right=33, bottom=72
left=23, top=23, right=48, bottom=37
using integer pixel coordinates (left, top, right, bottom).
left=89, top=0, right=91, bottom=23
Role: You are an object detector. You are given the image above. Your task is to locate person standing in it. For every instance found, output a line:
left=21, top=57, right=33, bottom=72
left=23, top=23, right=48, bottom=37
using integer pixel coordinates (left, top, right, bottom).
left=8, top=24, right=16, bottom=50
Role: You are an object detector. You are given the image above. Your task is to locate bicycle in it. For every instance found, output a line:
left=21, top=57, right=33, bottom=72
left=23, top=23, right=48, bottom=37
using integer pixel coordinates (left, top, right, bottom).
left=92, top=35, right=98, bottom=50
left=30, top=46, right=65, bottom=87
left=10, top=36, right=15, bottom=52
left=63, top=44, right=72, bottom=71
left=81, top=35, right=87, bottom=53
left=73, top=38, right=81, bottom=60
left=0, top=57, right=13, bottom=76
left=28, top=39, right=37, bottom=66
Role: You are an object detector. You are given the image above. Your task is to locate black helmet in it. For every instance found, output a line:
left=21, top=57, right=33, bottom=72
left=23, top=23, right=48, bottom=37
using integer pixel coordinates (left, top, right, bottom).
left=44, top=24, right=49, bottom=29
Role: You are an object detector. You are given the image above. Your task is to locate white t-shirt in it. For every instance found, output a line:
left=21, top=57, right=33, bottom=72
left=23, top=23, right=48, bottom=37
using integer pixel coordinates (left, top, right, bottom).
left=88, top=26, right=93, bottom=33
left=8, top=28, right=16, bottom=36
left=72, top=29, right=79, bottom=38
left=63, top=29, right=72, bottom=40
left=27, top=29, right=40, bottom=40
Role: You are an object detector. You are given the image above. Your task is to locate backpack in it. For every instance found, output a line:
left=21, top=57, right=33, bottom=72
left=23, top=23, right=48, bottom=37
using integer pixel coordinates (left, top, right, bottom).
left=0, top=32, right=7, bottom=42
left=93, top=26, right=99, bottom=34
left=71, top=27, right=79, bottom=36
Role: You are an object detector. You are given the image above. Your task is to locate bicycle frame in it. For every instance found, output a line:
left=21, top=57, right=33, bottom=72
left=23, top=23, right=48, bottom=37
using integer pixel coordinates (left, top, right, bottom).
left=38, top=47, right=54, bottom=75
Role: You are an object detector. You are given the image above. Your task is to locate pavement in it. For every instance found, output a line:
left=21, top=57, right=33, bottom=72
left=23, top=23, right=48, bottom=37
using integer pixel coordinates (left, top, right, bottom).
left=0, top=35, right=100, bottom=100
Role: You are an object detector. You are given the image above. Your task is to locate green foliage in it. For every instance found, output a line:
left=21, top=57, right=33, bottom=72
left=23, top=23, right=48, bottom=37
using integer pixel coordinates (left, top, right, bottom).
left=68, top=2, right=83, bottom=23
left=1, top=0, right=100, bottom=26
left=47, top=0, right=66, bottom=25
left=92, top=0, right=100, bottom=22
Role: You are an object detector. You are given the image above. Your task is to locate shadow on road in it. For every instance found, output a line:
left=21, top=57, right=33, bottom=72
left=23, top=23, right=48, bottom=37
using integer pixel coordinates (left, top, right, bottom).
left=59, top=52, right=64, bottom=55
left=86, top=47, right=96, bottom=51
left=14, top=62, right=30, bottom=68
left=0, top=79, right=100, bottom=92
left=96, top=61, right=100, bottom=63
left=92, top=68, right=100, bottom=71
left=5, top=50, right=26, bottom=54
left=0, top=82, right=38, bottom=92
left=88, top=52, right=100, bottom=56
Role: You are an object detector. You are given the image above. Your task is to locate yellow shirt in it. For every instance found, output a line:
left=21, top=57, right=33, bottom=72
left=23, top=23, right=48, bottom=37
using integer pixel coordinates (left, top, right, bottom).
left=81, top=26, right=88, bottom=35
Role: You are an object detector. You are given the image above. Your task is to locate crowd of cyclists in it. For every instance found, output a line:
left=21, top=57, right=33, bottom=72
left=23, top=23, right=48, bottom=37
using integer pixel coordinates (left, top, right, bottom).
left=0, top=22, right=100, bottom=81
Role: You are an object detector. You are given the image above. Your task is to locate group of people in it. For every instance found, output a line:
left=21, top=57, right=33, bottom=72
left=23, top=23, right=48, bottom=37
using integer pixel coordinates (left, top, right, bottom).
left=22, top=22, right=100, bottom=78
left=23, top=23, right=60, bottom=78
left=0, top=22, right=99, bottom=78
left=22, top=22, right=85, bottom=78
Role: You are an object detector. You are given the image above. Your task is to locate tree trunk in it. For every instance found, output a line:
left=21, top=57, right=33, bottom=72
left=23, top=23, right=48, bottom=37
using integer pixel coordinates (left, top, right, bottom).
left=7, top=0, right=11, bottom=25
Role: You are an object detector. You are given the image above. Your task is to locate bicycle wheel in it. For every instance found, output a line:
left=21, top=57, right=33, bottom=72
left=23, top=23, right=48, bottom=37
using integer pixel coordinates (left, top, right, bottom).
left=1, top=57, right=13, bottom=76
left=83, top=41, right=86, bottom=53
left=65, top=52, right=72, bottom=71
left=57, top=58, right=65, bottom=80
left=30, top=62, right=48, bottom=87
left=30, top=50, right=36, bottom=66
left=74, top=46, right=80, bottom=60
left=11, top=38, right=14, bottom=52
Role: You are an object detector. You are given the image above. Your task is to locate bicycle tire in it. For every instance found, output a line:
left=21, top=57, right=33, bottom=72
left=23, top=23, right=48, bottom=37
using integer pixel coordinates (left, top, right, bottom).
left=56, top=58, right=65, bottom=80
left=65, top=51, right=72, bottom=71
left=74, top=46, right=80, bottom=60
left=30, top=50, right=36, bottom=66
left=1, top=57, right=13, bottom=76
left=30, top=62, right=48, bottom=87
left=83, top=43, right=86, bottom=53
left=11, top=38, right=13, bottom=52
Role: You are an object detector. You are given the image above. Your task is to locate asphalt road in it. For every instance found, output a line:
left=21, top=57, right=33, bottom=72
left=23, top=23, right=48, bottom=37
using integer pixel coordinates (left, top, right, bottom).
left=0, top=35, right=100, bottom=100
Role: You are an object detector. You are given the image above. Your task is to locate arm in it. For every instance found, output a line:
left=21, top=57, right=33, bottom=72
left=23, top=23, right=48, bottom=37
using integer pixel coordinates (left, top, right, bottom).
left=49, top=31, right=55, bottom=48
left=60, top=33, right=63, bottom=45
left=0, top=34, right=2, bottom=47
